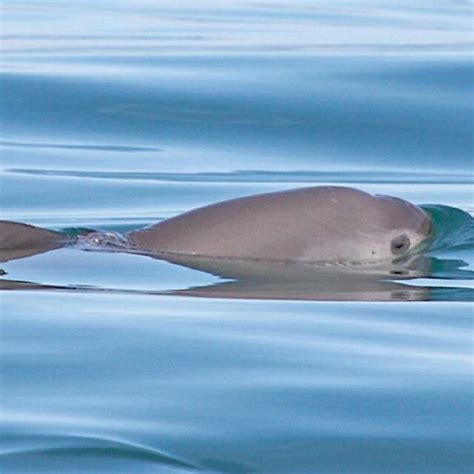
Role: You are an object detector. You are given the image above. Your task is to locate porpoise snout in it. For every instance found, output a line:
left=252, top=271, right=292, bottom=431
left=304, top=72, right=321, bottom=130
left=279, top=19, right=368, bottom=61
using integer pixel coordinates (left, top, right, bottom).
left=377, top=195, right=433, bottom=258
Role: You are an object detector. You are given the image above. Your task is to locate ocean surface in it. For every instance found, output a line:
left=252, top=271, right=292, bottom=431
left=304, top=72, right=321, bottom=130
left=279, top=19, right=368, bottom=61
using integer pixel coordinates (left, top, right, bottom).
left=0, top=1, right=473, bottom=473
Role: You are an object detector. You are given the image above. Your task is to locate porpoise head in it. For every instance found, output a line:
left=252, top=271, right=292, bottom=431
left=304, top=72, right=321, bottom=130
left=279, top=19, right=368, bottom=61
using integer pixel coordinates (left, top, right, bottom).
left=333, top=193, right=432, bottom=264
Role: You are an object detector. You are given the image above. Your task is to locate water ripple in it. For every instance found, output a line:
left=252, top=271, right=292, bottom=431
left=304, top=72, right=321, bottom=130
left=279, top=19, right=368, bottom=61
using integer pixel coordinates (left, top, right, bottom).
left=6, top=168, right=473, bottom=184
left=0, top=141, right=160, bottom=153
left=1, top=433, right=199, bottom=472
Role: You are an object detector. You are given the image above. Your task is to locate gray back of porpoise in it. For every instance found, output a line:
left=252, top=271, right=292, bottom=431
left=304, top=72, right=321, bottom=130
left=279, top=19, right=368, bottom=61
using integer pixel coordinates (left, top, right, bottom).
left=127, top=186, right=432, bottom=264
left=0, top=220, right=66, bottom=262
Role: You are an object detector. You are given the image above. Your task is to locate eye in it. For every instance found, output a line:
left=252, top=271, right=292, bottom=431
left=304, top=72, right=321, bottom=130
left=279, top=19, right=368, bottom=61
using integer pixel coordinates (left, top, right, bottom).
left=391, top=234, right=410, bottom=255
left=390, top=270, right=408, bottom=276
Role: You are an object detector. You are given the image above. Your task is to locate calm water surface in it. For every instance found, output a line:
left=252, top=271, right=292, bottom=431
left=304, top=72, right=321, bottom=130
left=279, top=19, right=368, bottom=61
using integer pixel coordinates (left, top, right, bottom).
left=1, top=1, right=473, bottom=473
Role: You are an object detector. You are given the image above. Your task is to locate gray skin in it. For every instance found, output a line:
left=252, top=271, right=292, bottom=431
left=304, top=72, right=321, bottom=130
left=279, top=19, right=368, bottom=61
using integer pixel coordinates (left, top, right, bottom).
left=0, top=221, right=66, bottom=263
left=0, top=187, right=436, bottom=301
left=127, top=186, right=432, bottom=264
left=0, top=186, right=432, bottom=265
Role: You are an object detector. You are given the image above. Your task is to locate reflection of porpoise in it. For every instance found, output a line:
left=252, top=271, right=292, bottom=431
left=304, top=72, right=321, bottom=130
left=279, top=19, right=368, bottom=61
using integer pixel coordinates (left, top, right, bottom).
left=0, top=186, right=432, bottom=264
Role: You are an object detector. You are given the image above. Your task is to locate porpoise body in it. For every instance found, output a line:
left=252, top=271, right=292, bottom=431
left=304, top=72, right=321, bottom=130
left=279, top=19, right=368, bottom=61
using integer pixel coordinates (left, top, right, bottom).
left=0, top=221, right=66, bottom=262
left=0, top=186, right=432, bottom=265
left=127, top=186, right=432, bottom=264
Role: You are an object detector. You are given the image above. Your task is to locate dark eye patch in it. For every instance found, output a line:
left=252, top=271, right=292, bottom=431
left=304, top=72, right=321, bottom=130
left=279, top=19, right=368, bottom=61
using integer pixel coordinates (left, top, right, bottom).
left=391, top=234, right=410, bottom=255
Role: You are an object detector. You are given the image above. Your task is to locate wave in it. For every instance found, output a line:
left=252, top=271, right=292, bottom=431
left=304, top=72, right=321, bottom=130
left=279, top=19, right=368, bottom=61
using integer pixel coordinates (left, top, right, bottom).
left=6, top=168, right=474, bottom=184
left=0, top=433, right=199, bottom=472
left=422, top=204, right=474, bottom=252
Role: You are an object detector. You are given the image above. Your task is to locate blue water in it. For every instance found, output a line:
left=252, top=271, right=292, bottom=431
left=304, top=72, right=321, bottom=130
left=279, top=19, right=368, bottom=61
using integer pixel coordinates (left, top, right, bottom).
left=1, top=1, right=473, bottom=472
